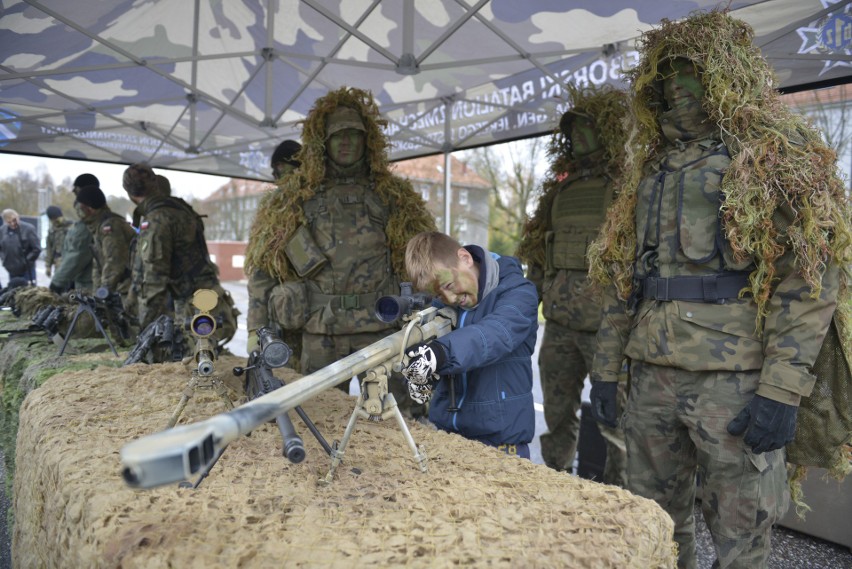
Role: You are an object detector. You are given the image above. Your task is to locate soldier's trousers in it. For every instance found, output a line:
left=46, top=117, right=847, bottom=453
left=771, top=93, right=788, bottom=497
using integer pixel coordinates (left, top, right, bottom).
left=538, top=321, right=626, bottom=485
left=624, top=361, right=789, bottom=569
left=302, top=330, right=425, bottom=419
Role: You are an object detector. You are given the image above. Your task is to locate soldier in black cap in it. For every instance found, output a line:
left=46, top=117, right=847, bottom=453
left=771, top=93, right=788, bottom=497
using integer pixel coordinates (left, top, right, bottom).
left=44, top=206, right=72, bottom=278
left=75, top=185, right=135, bottom=297
left=270, top=139, right=302, bottom=180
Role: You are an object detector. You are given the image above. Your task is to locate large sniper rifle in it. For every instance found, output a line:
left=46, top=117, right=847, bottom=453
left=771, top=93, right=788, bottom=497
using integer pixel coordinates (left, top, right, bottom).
left=120, top=296, right=454, bottom=489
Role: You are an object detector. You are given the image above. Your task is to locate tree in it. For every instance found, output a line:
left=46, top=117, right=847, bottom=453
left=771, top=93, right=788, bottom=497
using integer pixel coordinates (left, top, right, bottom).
left=463, top=137, right=547, bottom=256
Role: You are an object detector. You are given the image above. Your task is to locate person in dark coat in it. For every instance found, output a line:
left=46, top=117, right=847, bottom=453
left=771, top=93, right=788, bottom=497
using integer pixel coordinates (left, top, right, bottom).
left=401, top=231, right=539, bottom=458
left=0, top=209, right=42, bottom=285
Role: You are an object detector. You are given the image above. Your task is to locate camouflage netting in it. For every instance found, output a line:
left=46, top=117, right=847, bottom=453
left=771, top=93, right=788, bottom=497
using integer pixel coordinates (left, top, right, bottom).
left=586, top=10, right=852, bottom=486
left=12, top=356, right=677, bottom=568
left=245, top=86, right=435, bottom=282
left=516, top=83, right=630, bottom=268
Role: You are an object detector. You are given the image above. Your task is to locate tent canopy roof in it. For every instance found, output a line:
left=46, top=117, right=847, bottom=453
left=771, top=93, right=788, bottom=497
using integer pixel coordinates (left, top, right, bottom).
left=2, top=0, right=851, bottom=181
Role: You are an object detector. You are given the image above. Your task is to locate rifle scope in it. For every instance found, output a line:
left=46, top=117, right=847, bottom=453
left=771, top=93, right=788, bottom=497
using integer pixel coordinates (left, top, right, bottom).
left=374, top=282, right=432, bottom=323
left=256, top=327, right=291, bottom=368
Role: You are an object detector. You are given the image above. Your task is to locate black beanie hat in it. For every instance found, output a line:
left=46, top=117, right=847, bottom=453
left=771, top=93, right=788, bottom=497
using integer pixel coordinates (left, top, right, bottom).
left=45, top=206, right=63, bottom=219
left=73, top=173, right=100, bottom=189
left=271, top=139, right=302, bottom=170
left=75, top=185, right=106, bottom=209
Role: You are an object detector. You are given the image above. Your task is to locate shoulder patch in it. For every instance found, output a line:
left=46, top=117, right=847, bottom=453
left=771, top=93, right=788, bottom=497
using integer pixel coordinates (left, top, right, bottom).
left=101, top=224, right=112, bottom=234
left=140, top=221, right=149, bottom=230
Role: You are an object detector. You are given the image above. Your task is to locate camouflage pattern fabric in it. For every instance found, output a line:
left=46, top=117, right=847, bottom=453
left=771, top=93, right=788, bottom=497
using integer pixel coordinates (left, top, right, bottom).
left=625, top=361, right=788, bottom=569
left=132, top=194, right=237, bottom=347
left=44, top=218, right=72, bottom=272
left=85, top=207, right=134, bottom=296
left=51, top=220, right=93, bottom=292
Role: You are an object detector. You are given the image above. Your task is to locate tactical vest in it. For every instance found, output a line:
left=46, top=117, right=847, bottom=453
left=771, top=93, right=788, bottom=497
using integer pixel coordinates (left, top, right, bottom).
left=300, top=176, right=397, bottom=335
left=634, top=136, right=752, bottom=284
left=542, top=162, right=613, bottom=331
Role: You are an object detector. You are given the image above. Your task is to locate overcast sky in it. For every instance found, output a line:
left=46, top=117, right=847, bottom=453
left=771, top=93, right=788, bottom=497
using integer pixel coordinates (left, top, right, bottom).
left=0, top=153, right=232, bottom=201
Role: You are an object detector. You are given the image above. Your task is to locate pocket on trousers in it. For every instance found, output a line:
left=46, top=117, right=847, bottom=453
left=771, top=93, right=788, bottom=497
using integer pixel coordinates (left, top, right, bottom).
left=269, top=281, right=309, bottom=330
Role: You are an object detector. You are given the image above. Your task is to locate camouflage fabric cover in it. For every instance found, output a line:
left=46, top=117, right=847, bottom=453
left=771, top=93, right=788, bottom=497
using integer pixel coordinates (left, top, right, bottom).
left=85, top=207, right=134, bottom=296
left=132, top=194, right=237, bottom=346
left=44, top=218, right=72, bottom=270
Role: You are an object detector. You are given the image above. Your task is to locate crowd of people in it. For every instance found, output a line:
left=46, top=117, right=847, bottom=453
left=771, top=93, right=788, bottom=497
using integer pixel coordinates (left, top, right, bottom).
left=1, top=10, right=850, bottom=569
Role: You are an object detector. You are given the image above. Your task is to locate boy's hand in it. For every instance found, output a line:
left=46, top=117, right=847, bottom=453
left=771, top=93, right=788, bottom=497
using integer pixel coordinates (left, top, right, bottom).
left=401, top=342, right=446, bottom=403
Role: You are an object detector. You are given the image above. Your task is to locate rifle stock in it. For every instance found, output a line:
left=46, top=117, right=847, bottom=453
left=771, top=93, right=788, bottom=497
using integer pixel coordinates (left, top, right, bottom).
left=121, top=307, right=453, bottom=488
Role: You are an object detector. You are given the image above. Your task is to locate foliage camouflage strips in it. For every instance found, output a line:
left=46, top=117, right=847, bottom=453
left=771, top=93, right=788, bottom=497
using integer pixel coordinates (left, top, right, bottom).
left=587, top=10, right=852, bottom=491
left=245, top=86, right=435, bottom=281
left=516, top=83, right=630, bottom=268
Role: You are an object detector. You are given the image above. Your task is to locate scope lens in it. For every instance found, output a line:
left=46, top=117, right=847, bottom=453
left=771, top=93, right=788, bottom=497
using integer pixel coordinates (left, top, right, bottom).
left=374, top=296, right=402, bottom=323
left=192, top=315, right=215, bottom=336
left=263, top=341, right=291, bottom=368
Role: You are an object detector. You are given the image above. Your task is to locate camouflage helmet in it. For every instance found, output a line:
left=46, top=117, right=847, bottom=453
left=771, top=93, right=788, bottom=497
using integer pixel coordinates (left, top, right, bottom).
left=123, top=163, right=157, bottom=197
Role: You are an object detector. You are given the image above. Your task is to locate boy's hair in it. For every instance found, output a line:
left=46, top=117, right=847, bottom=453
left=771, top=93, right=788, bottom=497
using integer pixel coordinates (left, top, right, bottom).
left=405, top=231, right=462, bottom=291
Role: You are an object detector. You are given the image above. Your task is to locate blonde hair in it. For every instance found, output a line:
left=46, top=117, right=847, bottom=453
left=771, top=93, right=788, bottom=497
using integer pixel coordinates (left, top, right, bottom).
left=405, top=231, right=462, bottom=291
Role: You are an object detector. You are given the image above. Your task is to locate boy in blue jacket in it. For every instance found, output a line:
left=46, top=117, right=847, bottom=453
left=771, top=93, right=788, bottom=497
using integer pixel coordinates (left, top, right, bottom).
left=402, top=231, right=539, bottom=458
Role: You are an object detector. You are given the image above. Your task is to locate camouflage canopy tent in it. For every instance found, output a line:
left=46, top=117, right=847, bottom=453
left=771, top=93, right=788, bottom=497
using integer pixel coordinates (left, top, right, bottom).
left=1, top=0, right=852, bottom=183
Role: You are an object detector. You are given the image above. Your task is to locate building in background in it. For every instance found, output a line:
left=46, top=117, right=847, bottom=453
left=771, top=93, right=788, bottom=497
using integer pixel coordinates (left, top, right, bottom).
left=393, top=154, right=490, bottom=247
left=198, top=155, right=490, bottom=280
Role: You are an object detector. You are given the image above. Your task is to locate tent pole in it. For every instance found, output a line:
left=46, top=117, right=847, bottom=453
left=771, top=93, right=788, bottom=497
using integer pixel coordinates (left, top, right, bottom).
left=443, top=98, right=453, bottom=236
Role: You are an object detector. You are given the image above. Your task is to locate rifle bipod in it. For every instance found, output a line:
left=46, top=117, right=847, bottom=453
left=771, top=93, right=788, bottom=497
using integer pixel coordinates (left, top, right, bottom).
left=320, top=366, right=427, bottom=485
left=167, top=370, right=235, bottom=429
left=59, top=293, right=118, bottom=357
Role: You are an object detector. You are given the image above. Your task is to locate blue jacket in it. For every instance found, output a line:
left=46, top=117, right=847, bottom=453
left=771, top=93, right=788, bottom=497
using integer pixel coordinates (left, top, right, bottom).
left=429, top=246, right=539, bottom=446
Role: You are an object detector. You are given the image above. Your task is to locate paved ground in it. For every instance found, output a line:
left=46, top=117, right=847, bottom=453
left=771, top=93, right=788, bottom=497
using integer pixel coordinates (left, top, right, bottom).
left=0, top=265, right=849, bottom=567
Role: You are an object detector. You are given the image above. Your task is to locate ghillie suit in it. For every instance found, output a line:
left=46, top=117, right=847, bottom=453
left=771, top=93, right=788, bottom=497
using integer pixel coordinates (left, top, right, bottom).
left=588, top=10, right=852, bottom=522
left=515, top=84, right=630, bottom=481
left=245, top=87, right=435, bottom=413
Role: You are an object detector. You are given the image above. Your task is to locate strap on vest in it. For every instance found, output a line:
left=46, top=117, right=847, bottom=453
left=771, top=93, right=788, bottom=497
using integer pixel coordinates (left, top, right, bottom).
left=640, top=272, right=750, bottom=303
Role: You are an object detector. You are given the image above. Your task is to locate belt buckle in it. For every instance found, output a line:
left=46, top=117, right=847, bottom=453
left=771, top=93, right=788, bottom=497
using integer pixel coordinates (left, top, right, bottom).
left=656, top=277, right=670, bottom=301
left=340, top=294, right=360, bottom=310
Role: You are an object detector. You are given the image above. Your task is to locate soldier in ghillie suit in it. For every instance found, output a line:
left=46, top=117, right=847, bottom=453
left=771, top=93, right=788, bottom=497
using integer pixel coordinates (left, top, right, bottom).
left=587, top=11, right=852, bottom=569
left=516, top=84, right=629, bottom=484
left=44, top=206, right=72, bottom=279
left=245, top=87, right=435, bottom=414
left=74, top=185, right=135, bottom=297
left=123, top=163, right=239, bottom=351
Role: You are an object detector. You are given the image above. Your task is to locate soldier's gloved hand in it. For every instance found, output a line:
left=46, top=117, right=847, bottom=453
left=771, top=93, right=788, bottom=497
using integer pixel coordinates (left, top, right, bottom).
left=48, top=282, right=65, bottom=295
left=402, top=341, right=446, bottom=404
left=247, top=330, right=260, bottom=355
left=590, top=380, right=619, bottom=428
left=727, top=394, right=798, bottom=454
left=45, top=266, right=52, bottom=278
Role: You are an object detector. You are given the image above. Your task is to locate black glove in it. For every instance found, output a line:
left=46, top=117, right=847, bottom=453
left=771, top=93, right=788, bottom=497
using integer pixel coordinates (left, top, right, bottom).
left=401, top=341, right=446, bottom=404
left=727, top=394, right=798, bottom=454
left=48, top=282, right=66, bottom=295
left=590, top=380, right=619, bottom=428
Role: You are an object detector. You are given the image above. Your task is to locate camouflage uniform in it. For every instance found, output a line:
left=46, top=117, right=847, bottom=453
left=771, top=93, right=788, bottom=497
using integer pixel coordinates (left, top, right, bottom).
left=84, top=206, right=135, bottom=296
left=132, top=193, right=238, bottom=346
left=50, top=213, right=93, bottom=292
left=590, top=36, right=841, bottom=569
left=45, top=217, right=72, bottom=275
left=527, top=158, right=626, bottom=483
left=246, top=87, right=435, bottom=415
left=517, top=87, right=629, bottom=484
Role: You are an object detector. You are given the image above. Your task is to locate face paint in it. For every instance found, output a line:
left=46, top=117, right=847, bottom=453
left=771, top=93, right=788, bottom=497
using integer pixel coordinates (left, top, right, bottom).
left=273, top=162, right=297, bottom=179
left=570, top=115, right=601, bottom=157
left=327, top=128, right=366, bottom=167
left=429, top=262, right=479, bottom=308
left=662, top=58, right=705, bottom=111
